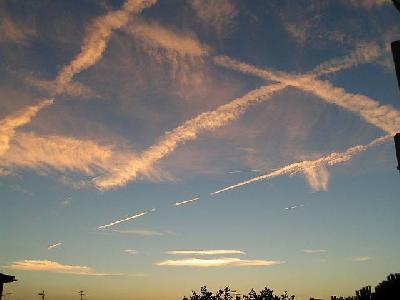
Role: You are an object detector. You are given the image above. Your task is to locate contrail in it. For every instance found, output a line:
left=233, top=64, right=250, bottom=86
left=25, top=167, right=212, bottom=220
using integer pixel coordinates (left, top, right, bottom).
left=93, top=83, right=287, bottom=189
left=214, top=56, right=400, bottom=135
left=93, top=43, right=388, bottom=189
left=54, top=0, right=158, bottom=94
left=0, top=99, right=53, bottom=156
left=173, top=197, right=200, bottom=207
left=211, top=135, right=391, bottom=195
left=311, top=42, right=382, bottom=77
left=47, top=242, right=62, bottom=250
left=98, top=208, right=155, bottom=229
left=1, top=1, right=157, bottom=159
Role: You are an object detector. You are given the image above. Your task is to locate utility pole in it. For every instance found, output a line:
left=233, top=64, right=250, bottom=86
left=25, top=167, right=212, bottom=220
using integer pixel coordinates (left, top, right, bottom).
left=391, top=0, right=400, bottom=172
left=78, top=290, right=85, bottom=300
left=38, top=290, right=45, bottom=300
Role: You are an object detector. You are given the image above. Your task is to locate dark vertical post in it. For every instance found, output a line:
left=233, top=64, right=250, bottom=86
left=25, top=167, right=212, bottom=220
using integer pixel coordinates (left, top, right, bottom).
left=391, top=41, right=400, bottom=90
left=0, top=283, right=4, bottom=300
left=391, top=1, right=400, bottom=172
left=395, top=133, right=400, bottom=172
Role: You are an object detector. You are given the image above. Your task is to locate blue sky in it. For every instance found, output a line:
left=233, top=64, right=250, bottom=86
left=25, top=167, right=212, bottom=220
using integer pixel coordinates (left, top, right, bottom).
left=1, top=0, right=400, bottom=299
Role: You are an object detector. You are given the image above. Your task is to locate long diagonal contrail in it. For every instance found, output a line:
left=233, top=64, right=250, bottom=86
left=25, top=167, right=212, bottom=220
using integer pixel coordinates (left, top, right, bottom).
left=213, top=55, right=400, bottom=135
left=211, top=135, right=391, bottom=195
left=98, top=208, right=156, bottom=229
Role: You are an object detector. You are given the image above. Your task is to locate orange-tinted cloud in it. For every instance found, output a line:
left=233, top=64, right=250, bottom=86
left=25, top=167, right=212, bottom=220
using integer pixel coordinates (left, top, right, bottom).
left=156, top=257, right=284, bottom=267
left=0, top=99, right=53, bottom=156
left=4, top=260, right=119, bottom=275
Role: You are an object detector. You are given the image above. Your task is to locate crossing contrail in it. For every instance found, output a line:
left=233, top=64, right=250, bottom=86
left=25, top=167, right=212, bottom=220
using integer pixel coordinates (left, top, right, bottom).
left=93, top=83, right=287, bottom=189
left=214, top=56, right=400, bottom=135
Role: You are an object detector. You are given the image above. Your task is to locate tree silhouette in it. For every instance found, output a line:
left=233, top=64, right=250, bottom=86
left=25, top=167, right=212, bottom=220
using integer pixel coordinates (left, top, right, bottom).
left=183, top=286, right=295, bottom=300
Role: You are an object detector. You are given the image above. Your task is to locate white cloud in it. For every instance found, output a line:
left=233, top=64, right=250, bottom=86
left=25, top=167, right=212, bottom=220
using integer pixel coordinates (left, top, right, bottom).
left=166, top=250, right=245, bottom=255
left=211, top=136, right=390, bottom=195
left=352, top=256, right=372, bottom=262
left=4, top=260, right=119, bottom=276
left=156, top=257, right=284, bottom=267
left=303, top=249, right=326, bottom=254
left=124, top=249, right=138, bottom=255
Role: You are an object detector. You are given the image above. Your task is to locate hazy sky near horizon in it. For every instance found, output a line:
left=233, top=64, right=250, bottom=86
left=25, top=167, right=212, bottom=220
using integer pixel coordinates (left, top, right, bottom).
left=1, top=0, right=400, bottom=299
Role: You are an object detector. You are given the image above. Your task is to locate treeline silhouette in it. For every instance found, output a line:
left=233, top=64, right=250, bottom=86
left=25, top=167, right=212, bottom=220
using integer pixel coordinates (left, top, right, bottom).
left=182, top=286, right=294, bottom=300
left=182, top=273, right=400, bottom=300
left=331, top=273, right=400, bottom=300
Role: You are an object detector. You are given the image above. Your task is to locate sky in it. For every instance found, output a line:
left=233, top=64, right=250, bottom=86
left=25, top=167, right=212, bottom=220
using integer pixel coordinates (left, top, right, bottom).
left=0, top=0, right=400, bottom=299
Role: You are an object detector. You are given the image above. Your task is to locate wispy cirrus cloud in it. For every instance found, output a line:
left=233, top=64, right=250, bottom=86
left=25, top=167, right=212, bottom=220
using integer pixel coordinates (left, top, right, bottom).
left=156, top=257, right=284, bottom=267
left=47, top=242, right=62, bottom=250
left=190, top=0, right=238, bottom=38
left=211, top=135, right=390, bottom=195
left=124, top=249, right=138, bottom=255
left=126, top=18, right=209, bottom=57
left=0, top=13, right=37, bottom=44
left=4, top=260, right=119, bottom=276
left=352, top=256, right=372, bottom=261
left=112, top=229, right=163, bottom=236
left=344, top=0, right=390, bottom=9
left=98, top=209, right=156, bottom=230
left=304, top=165, right=330, bottom=192
left=166, top=250, right=245, bottom=255
left=0, top=99, right=53, bottom=156
left=303, top=249, right=327, bottom=254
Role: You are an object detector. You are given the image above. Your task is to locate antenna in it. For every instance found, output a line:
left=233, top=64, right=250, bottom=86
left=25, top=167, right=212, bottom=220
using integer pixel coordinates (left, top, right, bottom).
left=38, top=290, right=45, bottom=300
left=78, top=290, right=85, bottom=300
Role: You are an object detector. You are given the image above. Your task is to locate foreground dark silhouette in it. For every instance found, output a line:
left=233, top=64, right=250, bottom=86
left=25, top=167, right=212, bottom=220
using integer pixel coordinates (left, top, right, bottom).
left=183, top=274, right=400, bottom=300
left=332, top=273, right=400, bottom=300
left=182, top=286, right=294, bottom=300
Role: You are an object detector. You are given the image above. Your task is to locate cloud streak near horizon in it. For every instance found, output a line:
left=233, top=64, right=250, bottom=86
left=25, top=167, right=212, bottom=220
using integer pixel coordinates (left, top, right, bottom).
left=156, top=257, right=285, bottom=267
left=166, top=250, right=245, bottom=255
left=4, top=260, right=119, bottom=276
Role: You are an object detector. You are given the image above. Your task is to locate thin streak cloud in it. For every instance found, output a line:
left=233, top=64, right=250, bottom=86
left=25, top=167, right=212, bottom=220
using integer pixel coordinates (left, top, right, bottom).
left=124, top=249, right=138, bottom=255
left=173, top=197, right=200, bottom=207
left=112, top=229, right=163, bottom=236
left=303, top=249, right=327, bottom=254
left=47, top=242, right=62, bottom=250
left=156, top=257, right=285, bottom=267
left=4, top=260, right=119, bottom=276
left=211, top=135, right=390, bottom=195
left=98, top=208, right=156, bottom=229
left=166, top=250, right=245, bottom=255
left=352, top=256, right=372, bottom=262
